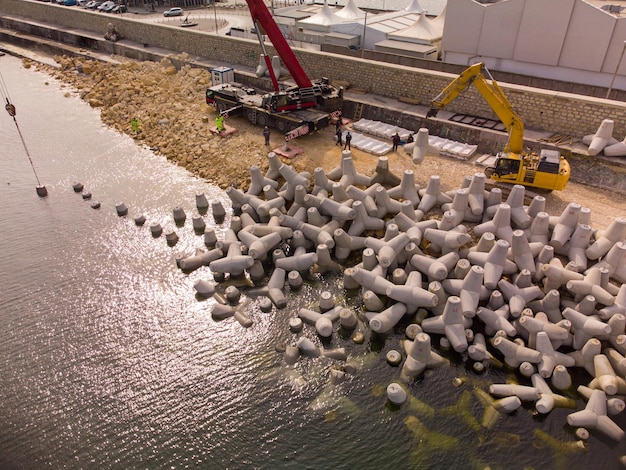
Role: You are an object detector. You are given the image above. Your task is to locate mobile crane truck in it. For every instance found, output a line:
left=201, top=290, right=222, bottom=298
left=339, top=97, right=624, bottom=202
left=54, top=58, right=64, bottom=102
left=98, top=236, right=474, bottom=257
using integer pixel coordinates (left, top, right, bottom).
left=205, top=0, right=343, bottom=137
left=427, top=63, right=570, bottom=191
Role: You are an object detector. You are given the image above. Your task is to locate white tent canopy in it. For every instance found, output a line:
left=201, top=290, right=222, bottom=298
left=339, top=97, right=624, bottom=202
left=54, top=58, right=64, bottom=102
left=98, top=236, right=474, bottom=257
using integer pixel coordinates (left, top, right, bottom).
left=404, top=0, right=423, bottom=13
left=387, top=13, right=442, bottom=44
left=429, top=5, right=445, bottom=33
left=336, top=0, right=367, bottom=19
left=298, top=1, right=343, bottom=29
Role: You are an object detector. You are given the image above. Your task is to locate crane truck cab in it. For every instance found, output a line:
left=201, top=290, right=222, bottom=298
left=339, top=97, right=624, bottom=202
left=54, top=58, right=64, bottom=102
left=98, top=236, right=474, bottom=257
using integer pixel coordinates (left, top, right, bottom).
left=427, top=63, right=570, bottom=191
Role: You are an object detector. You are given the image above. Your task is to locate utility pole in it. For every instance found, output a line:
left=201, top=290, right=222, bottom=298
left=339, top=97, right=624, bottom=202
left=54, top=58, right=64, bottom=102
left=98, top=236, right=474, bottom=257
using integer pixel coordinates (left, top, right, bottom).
left=213, top=0, right=218, bottom=33
left=361, top=11, right=367, bottom=58
left=606, top=40, right=626, bottom=99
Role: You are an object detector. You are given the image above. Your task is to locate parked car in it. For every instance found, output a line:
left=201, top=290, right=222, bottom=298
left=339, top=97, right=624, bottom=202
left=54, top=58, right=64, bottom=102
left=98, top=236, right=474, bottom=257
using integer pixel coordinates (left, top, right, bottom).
left=84, top=0, right=103, bottom=9
left=97, top=1, right=115, bottom=11
left=110, top=4, right=127, bottom=13
left=163, top=7, right=183, bottom=17
left=77, top=0, right=90, bottom=5
left=63, top=0, right=77, bottom=5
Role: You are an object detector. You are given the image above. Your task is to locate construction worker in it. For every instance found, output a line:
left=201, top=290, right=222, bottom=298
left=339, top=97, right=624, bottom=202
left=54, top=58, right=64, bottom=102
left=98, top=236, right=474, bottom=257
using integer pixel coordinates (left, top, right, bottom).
left=131, top=117, right=139, bottom=135
left=392, top=132, right=401, bottom=152
left=344, top=131, right=352, bottom=150
left=216, top=114, right=224, bottom=133
left=263, top=126, right=271, bottom=146
left=407, top=133, right=414, bottom=144
left=335, top=127, right=343, bottom=146
left=335, top=111, right=343, bottom=131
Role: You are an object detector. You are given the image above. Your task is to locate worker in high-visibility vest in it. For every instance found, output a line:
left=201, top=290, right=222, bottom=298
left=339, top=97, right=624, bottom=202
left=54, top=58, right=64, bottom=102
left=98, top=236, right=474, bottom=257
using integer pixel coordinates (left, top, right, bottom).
left=131, top=117, right=139, bottom=135
left=216, top=114, right=224, bottom=133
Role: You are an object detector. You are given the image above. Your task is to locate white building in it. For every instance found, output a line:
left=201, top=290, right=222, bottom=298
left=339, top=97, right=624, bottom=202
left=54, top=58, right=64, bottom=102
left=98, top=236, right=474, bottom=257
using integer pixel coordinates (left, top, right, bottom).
left=441, top=0, right=626, bottom=91
left=283, top=0, right=445, bottom=55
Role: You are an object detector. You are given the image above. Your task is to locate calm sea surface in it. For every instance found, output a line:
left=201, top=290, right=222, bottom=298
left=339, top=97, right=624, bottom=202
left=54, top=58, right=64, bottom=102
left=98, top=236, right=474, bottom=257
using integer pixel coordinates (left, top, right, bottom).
left=0, top=53, right=624, bottom=470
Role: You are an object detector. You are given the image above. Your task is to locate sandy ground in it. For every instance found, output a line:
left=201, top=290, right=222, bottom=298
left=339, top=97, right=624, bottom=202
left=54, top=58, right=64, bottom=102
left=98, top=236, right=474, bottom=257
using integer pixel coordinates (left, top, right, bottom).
left=32, top=54, right=626, bottom=230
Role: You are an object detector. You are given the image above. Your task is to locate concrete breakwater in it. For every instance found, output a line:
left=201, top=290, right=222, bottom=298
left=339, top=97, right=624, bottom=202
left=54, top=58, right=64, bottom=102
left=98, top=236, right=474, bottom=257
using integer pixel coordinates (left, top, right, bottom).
left=167, top=149, right=626, bottom=451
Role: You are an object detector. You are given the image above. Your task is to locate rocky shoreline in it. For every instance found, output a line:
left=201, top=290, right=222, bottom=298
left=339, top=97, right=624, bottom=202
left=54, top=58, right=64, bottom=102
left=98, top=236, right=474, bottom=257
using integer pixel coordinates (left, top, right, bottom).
left=24, top=53, right=626, bottom=230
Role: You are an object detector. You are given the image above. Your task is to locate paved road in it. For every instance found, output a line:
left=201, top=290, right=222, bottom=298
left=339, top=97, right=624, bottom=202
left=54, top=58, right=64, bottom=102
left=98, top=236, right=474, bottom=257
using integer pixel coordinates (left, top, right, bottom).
left=124, top=5, right=254, bottom=34
left=123, top=4, right=320, bottom=49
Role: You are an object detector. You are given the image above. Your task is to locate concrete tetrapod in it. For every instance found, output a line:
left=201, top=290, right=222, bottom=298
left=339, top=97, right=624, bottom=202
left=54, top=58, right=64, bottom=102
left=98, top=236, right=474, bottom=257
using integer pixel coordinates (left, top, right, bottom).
left=387, top=382, right=408, bottom=405
left=602, top=135, right=626, bottom=156
left=583, top=119, right=617, bottom=156
left=492, top=336, right=541, bottom=369
left=567, top=389, right=625, bottom=441
left=365, top=231, right=410, bottom=268
left=563, top=307, right=612, bottom=350
left=172, top=206, right=186, bottom=226
left=179, top=247, right=223, bottom=273
left=417, top=175, right=452, bottom=213
left=588, top=241, right=626, bottom=284
left=298, top=305, right=342, bottom=337
left=474, top=388, right=522, bottom=429
left=488, top=383, right=540, bottom=402
left=387, top=169, right=420, bottom=207
left=368, top=302, right=408, bottom=334
left=550, top=202, right=581, bottom=249
left=517, top=313, right=571, bottom=349
left=174, top=150, right=626, bottom=451
left=566, top=223, right=593, bottom=270
left=401, top=332, right=449, bottom=378
left=533, top=331, right=576, bottom=378
left=578, top=385, right=626, bottom=416
left=527, top=211, right=550, bottom=245
left=599, top=285, right=626, bottom=320
left=531, top=373, right=577, bottom=414
left=586, top=216, right=626, bottom=260
left=412, top=128, right=429, bottom=164
left=421, top=296, right=469, bottom=352
left=510, top=229, right=536, bottom=274
left=468, top=239, right=516, bottom=290
left=475, top=306, right=517, bottom=337
left=474, top=203, right=514, bottom=244
left=442, top=265, right=486, bottom=318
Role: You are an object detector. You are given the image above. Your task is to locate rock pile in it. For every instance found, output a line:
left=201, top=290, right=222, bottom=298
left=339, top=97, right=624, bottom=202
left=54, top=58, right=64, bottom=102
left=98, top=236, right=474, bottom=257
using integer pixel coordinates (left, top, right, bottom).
left=48, top=54, right=281, bottom=189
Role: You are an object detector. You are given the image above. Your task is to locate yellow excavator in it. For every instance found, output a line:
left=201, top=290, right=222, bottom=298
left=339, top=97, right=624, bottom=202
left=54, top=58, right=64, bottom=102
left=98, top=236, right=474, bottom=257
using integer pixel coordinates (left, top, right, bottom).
left=426, top=63, right=570, bottom=191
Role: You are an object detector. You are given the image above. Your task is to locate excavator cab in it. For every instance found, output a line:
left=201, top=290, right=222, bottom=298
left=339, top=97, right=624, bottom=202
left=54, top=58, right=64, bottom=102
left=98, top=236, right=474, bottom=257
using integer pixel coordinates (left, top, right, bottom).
left=493, top=156, right=521, bottom=178
left=486, top=147, right=571, bottom=191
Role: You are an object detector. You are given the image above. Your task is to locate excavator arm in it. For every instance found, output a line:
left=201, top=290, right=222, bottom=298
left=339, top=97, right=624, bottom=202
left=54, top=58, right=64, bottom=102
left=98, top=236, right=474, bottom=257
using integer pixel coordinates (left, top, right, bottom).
left=245, top=0, right=313, bottom=89
left=427, top=63, right=525, bottom=154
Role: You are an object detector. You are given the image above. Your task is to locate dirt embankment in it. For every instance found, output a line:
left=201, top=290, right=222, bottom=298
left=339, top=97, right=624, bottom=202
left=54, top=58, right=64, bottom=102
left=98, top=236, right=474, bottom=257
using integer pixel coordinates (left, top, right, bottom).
left=34, top=54, right=626, bottom=230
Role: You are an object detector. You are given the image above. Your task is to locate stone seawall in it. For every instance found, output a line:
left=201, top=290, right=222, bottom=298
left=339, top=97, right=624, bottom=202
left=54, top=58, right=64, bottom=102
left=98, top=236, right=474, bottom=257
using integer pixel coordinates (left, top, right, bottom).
left=2, top=0, right=626, bottom=140
left=3, top=0, right=626, bottom=142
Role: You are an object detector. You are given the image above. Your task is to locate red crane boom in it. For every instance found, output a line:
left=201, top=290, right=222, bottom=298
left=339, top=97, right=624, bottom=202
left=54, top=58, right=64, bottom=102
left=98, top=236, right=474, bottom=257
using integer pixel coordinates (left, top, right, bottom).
left=245, top=0, right=313, bottom=89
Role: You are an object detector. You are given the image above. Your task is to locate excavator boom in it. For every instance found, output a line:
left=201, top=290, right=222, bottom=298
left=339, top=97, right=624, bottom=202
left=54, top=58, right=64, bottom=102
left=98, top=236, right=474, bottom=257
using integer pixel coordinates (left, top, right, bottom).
left=245, top=0, right=313, bottom=89
left=426, top=62, right=570, bottom=191
left=428, top=63, right=525, bottom=153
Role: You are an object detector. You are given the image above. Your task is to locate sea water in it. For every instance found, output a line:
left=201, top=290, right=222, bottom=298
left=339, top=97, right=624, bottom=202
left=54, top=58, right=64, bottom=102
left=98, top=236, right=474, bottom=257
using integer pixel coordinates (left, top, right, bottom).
left=0, top=53, right=624, bottom=470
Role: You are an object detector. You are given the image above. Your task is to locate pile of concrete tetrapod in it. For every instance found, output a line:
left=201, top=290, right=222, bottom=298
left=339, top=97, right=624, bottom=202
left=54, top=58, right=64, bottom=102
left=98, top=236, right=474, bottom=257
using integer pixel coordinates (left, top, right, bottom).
left=173, top=149, right=626, bottom=446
